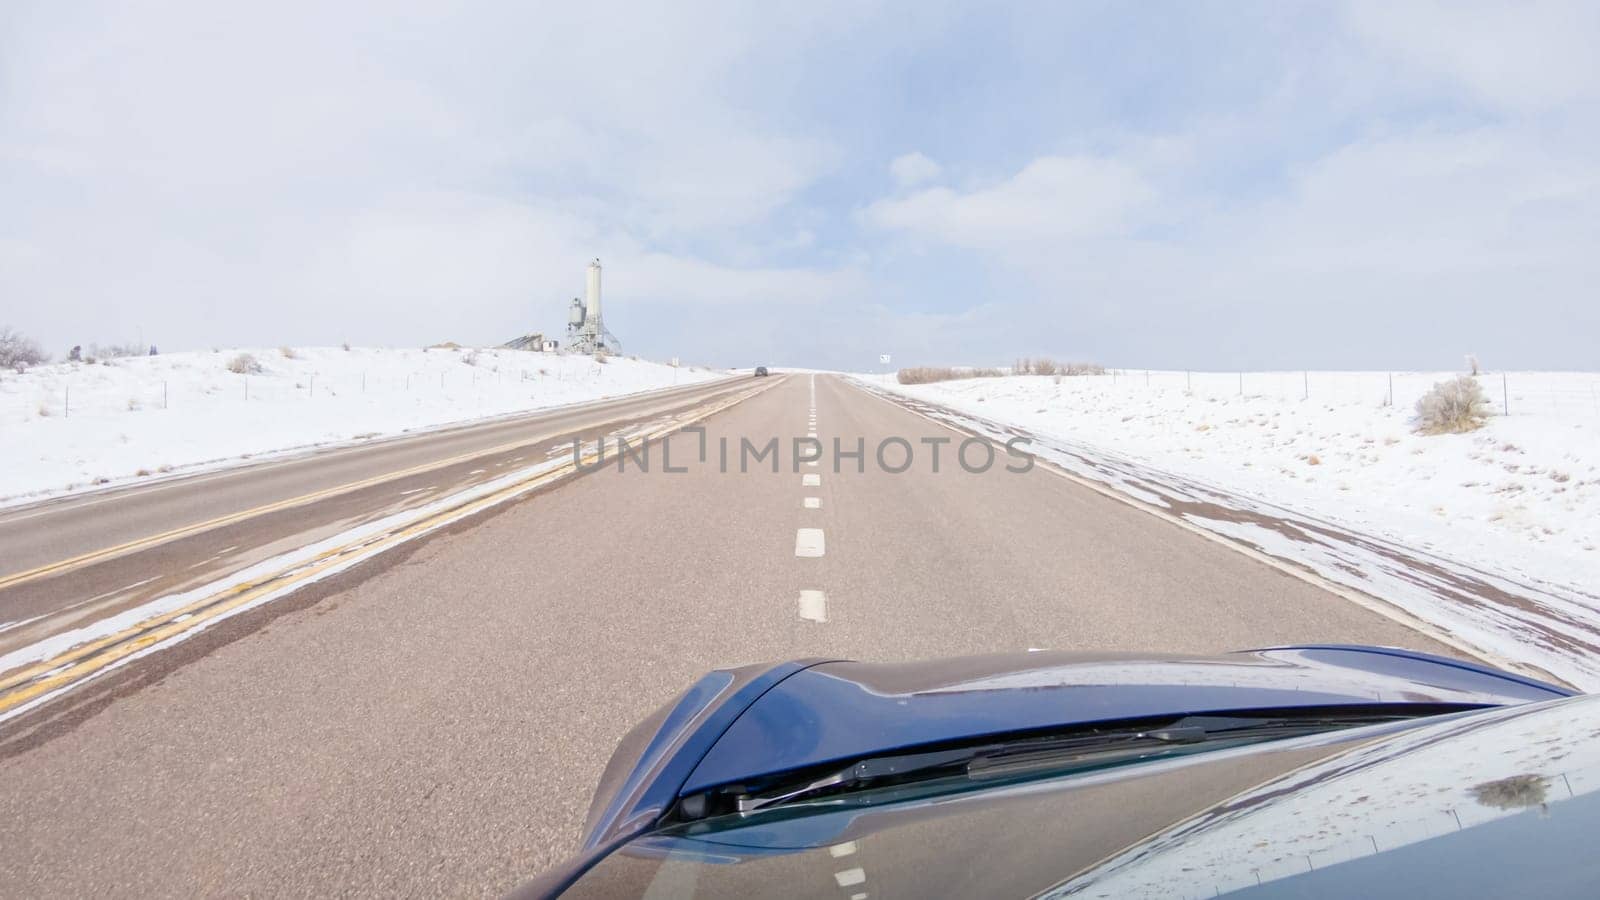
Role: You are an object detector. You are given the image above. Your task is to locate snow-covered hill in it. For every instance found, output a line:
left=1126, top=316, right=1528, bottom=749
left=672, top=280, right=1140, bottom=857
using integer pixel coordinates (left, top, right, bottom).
left=0, top=346, right=724, bottom=504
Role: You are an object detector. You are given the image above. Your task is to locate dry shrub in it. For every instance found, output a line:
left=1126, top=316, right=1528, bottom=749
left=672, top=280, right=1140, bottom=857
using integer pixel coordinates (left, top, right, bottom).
left=279, top=346, right=299, bottom=359
left=1416, top=375, right=1490, bottom=434
left=88, top=342, right=145, bottom=359
left=0, top=325, right=48, bottom=372
left=227, top=352, right=263, bottom=374
left=1014, top=357, right=1105, bottom=376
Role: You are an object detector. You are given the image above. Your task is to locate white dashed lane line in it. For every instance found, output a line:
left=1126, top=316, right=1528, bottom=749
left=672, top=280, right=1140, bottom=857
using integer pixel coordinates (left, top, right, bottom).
left=802, top=474, right=820, bottom=487
left=798, top=590, right=828, bottom=622
left=834, top=869, right=866, bottom=888
left=795, top=528, right=825, bottom=558
left=803, top=497, right=821, bottom=509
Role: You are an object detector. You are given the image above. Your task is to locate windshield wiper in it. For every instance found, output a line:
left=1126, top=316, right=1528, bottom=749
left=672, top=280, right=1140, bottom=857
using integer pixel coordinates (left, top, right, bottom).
left=735, top=718, right=1242, bottom=813
left=725, top=708, right=1468, bottom=815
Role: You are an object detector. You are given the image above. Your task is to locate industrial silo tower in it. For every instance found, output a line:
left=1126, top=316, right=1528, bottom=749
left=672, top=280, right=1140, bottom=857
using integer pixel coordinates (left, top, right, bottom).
left=565, top=258, right=620, bottom=354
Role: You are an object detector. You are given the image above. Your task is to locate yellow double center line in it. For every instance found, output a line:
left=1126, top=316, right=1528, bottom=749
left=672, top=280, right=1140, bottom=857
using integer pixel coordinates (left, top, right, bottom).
left=0, top=382, right=744, bottom=593
left=0, top=382, right=773, bottom=719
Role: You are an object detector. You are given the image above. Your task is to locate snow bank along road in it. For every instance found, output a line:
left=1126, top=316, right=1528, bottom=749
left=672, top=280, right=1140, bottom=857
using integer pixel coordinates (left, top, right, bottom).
left=0, top=374, right=1483, bottom=897
left=0, top=346, right=722, bottom=505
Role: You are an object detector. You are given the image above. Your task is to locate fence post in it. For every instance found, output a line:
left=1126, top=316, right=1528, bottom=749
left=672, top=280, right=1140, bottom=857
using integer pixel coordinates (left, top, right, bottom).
left=362, top=372, right=366, bottom=393
left=164, top=380, right=168, bottom=409
left=1387, top=373, right=1393, bottom=407
left=65, top=385, right=70, bottom=418
left=309, top=375, right=314, bottom=397
left=1303, top=371, right=1308, bottom=400
left=244, top=377, right=248, bottom=401
left=440, top=372, right=445, bottom=389
left=1145, top=370, right=1150, bottom=387
left=1503, top=373, right=1509, bottom=416
left=1238, top=372, right=1243, bottom=396
left=1186, top=370, right=1191, bottom=392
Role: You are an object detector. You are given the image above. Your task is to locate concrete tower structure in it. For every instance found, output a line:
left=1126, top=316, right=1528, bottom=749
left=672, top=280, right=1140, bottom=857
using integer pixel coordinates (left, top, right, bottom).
left=565, top=258, right=619, bottom=354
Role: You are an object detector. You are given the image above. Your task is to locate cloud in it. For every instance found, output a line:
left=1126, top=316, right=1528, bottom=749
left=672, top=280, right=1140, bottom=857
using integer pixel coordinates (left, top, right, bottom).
left=864, top=156, right=1157, bottom=251
left=1345, top=0, right=1600, bottom=110
left=888, top=152, right=942, bottom=186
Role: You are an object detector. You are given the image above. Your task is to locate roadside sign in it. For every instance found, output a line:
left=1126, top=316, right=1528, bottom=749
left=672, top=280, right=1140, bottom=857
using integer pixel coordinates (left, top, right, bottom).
left=670, top=356, right=679, bottom=367
left=879, top=354, right=891, bottom=365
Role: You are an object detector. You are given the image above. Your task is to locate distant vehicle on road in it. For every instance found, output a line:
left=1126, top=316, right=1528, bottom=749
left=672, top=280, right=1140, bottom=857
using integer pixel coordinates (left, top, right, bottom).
left=520, top=646, right=1592, bottom=898
left=753, top=366, right=769, bottom=377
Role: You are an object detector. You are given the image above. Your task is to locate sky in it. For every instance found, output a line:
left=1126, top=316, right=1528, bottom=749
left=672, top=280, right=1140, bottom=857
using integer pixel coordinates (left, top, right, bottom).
left=2, top=1, right=1598, bottom=371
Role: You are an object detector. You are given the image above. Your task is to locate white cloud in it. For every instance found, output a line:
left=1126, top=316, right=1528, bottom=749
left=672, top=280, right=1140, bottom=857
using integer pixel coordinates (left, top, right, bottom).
left=1345, top=0, right=1600, bottom=110
left=888, top=152, right=942, bottom=186
left=864, top=155, right=1157, bottom=250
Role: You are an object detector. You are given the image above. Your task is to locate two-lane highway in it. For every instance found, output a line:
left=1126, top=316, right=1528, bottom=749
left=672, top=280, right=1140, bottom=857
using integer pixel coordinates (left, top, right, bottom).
left=0, top=374, right=1459, bottom=897
left=0, top=376, right=758, bottom=659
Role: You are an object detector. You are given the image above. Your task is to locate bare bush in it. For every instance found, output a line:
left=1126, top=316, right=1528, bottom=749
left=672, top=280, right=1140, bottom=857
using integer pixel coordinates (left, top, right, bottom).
left=1466, top=353, right=1481, bottom=376
left=1416, top=375, right=1490, bottom=434
left=88, top=341, right=145, bottom=359
left=227, top=353, right=263, bottom=375
left=341, top=341, right=352, bottom=351
left=279, top=346, right=299, bottom=359
left=462, top=350, right=480, bottom=366
left=1014, top=357, right=1104, bottom=376
left=0, top=326, right=49, bottom=372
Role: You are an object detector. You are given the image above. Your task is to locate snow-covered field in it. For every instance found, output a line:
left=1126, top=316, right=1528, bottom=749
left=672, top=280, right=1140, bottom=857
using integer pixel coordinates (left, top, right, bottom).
left=878, top=370, right=1599, bottom=588
left=0, top=346, right=723, bottom=504
left=871, top=369, right=1600, bottom=685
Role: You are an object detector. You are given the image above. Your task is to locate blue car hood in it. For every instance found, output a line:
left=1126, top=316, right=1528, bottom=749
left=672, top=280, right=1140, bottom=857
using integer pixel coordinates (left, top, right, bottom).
left=680, top=645, right=1568, bottom=794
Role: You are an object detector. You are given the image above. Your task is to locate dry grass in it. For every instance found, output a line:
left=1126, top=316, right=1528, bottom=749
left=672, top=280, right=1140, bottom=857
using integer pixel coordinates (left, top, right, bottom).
left=897, top=366, right=1005, bottom=385
left=900, top=358, right=1103, bottom=384
left=279, top=346, right=299, bottom=359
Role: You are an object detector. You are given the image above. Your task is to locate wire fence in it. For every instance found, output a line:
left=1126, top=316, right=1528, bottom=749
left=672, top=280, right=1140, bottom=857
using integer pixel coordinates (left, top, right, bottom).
left=1049, top=370, right=1600, bottom=420
left=0, top=361, right=628, bottom=422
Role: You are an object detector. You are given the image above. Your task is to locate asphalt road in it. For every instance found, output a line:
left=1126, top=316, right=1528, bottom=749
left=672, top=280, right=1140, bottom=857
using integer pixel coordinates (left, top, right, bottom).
left=0, top=374, right=1456, bottom=897
left=0, top=376, right=752, bottom=657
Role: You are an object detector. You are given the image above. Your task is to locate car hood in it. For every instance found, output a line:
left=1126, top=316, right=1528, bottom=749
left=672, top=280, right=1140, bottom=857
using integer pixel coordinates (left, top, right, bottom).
left=549, top=690, right=1600, bottom=899
left=680, top=645, right=1568, bottom=795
